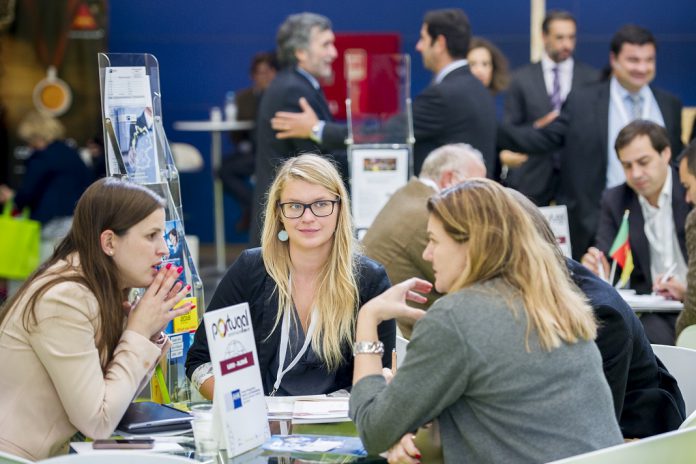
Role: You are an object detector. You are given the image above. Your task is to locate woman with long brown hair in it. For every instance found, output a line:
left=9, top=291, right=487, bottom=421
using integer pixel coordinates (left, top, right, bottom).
left=0, top=178, right=193, bottom=461
left=350, top=179, right=622, bottom=463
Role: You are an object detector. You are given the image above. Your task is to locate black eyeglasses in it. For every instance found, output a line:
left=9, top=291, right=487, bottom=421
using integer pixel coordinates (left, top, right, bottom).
left=278, top=199, right=340, bottom=219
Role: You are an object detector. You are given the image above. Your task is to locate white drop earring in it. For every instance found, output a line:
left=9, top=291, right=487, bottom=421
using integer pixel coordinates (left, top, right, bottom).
left=277, top=229, right=289, bottom=242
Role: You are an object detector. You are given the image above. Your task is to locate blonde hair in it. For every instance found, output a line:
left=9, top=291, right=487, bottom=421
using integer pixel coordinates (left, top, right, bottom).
left=427, top=178, right=596, bottom=351
left=17, top=110, right=65, bottom=144
left=261, top=154, right=359, bottom=371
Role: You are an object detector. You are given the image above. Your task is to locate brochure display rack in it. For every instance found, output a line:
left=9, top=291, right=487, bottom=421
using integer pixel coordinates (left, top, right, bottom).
left=98, top=53, right=204, bottom=403
left=345, top=53, right=412, bottom=237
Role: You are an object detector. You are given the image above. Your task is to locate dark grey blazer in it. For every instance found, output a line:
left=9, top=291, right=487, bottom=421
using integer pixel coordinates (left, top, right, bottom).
left=503, top=61, right=599, bottom=205
left=498, top=80, right=683, bottom=259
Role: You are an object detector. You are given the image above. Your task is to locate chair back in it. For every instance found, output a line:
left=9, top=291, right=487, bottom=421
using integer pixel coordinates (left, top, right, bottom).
left=395, top=335, right=409, bottom=368
left=39, top=452, right=198, bottom=463
left=546, top=427, right=696, bottom=463
left=169, top=142, right=203, bottom=172
left=676, top=325, right=696, bottom=350
left=651, top=344, right=696, bottom=416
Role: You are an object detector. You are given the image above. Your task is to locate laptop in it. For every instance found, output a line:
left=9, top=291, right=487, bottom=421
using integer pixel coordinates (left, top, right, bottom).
left=118, top=401, right=193, bottom=434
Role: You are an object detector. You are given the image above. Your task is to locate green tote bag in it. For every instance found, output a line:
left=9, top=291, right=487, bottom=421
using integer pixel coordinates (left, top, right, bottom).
left=0, top=200, right=40, bottom=280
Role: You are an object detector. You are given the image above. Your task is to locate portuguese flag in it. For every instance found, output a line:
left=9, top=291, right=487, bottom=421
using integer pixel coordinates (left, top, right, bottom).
left=609, top=210, right=633, bottom=288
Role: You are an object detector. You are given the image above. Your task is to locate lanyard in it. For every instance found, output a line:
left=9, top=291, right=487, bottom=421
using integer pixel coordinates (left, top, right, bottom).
left=611, top=87, right=653, bottom=126
left=271, top=306, right=318, bottom=396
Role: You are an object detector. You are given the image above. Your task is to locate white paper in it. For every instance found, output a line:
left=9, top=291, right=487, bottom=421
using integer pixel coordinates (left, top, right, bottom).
left=291, top=398, right=350, bottom=424
left=350, top=147, right=409, bottom=232
left=539, top=205, right=572, bottom=258
left=103, top=66, right=160, bottom=183
left=204, top=303, right=270, bottom=457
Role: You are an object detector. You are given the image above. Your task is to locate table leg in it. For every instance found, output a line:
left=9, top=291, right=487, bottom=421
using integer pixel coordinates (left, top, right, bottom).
left=211, top=131, right=226, bottom=273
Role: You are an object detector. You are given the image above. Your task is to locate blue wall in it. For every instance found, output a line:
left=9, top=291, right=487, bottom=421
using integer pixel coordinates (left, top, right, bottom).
left=110, top=0, right=696, bottom=244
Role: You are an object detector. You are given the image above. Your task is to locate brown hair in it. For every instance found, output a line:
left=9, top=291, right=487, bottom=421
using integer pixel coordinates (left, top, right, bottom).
left=614, top=119, right=670, bottom=157
left=468, top=36, right=510, bottom=93
left=0, top=178, right=166, bottom=369
left=427, top=179, right=596, bottom=351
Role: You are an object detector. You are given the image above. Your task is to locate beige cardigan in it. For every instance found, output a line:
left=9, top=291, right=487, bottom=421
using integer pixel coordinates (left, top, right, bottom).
left=0, top=261, right=168, bottom=461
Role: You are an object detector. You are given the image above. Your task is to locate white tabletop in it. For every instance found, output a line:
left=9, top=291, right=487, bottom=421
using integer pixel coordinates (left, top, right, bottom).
left=173, top=119, right=254, bottom=132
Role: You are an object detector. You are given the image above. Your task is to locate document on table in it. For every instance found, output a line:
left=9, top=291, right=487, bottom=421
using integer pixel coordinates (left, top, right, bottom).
left=70, top=440, right=184, bottom=454
left=291, top=397, right=350, bottom=424
left=618, top=290, right=683, bottom=312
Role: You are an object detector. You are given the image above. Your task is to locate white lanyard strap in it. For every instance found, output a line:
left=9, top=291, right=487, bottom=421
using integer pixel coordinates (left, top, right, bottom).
left=271, top=306, right=318, bottom=396
left=611, top=87, right=653, bottom=126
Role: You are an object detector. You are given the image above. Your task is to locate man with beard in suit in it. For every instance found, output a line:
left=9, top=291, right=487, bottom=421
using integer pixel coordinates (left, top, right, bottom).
left=503, top=10, right=599, bottom=205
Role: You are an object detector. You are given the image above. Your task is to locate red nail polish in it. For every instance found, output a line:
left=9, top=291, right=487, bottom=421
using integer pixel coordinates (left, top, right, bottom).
left=165, top=263, right=172, bottom=270
left=186, top=284, right=191, bottom=290
left=415, top=454, right=422, bottom=459
left=191, top=304, right=197, bottom=309
left=176, top=266, right=183, bottom=274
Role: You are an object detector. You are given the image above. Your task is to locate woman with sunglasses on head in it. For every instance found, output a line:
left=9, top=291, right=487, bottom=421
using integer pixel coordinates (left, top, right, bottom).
left=186, top=154, right=395, bottom=398
left=0, top=178, right=193, bottom=461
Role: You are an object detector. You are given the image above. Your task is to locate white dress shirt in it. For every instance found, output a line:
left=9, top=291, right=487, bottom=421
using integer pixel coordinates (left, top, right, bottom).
left=637, top=169, right=687, bottom=284
left=541, top=53, right=574, bottom=104
left=434, top=59, right=468, bottom=85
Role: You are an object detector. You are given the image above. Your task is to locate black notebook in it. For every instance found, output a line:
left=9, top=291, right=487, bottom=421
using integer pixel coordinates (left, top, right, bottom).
left=118, top=401, right=193, bottom=434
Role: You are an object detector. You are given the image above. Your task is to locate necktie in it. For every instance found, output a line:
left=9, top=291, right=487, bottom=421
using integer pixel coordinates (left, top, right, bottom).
left=629, top=94, right=643, bottom=120
left=550, top=66, right=562, bottom=111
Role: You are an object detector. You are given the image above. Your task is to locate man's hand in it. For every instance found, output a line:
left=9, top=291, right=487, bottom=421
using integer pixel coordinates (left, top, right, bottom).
left=499, top=150, right=529, bottom=168
left=653, top=275, right=686, bottom=301
left=271, top=97, right=318, bottom=140
left=0, top=184, right=15, bottom=203
left=581, top=247, right=610, bottom=281
left=533, top=110, right=559, bottom=129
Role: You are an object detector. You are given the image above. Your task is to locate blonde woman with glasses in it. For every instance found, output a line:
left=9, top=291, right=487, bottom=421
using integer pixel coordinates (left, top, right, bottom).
left=349, top=179, right=622, bottom=464
left=186, top=154, right=395, bottom=398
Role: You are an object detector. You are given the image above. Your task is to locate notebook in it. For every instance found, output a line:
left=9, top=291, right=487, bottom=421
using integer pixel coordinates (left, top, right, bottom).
left=117, top=401, right=193, bottom=434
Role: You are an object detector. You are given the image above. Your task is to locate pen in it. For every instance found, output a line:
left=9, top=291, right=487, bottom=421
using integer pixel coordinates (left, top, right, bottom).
left=391, top=348, right=397, bottom=376
left=660, top=263, right=678, bottom=284
left=597, top=254, right=607, bottom=283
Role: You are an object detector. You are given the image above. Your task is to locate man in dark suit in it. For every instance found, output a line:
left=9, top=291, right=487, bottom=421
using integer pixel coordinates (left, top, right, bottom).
left=581, top=121, right=690, bottom=344
left=503, top=10, right=599, bottom=205
left=272, top=9, right=497, bottom=179
left=411, top=9, right=496, bottom=176
left=499, top=25, right=683, bottom=260
left=249, top=12, right=348, bottom=246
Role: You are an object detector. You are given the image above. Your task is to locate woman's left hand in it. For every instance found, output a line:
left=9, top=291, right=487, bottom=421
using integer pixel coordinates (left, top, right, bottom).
left=386, top=433, right=421, bottom=464
left=362, top=278, right=433, bottom=323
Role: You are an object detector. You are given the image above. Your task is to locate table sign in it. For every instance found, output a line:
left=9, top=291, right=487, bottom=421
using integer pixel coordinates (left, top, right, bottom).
left=204, top=302, right=270, bottom=457
left=539, top=205, right=572, bottom=258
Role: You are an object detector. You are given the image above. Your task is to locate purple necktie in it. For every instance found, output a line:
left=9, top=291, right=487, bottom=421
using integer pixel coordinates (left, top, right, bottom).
left=550, top=66, right=562, bottom=111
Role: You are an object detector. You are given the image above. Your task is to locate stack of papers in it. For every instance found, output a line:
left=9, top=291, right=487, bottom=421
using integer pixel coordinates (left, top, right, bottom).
left=265, top=396, right=350, bottom=424
left=291, top=398, right=350, bottom=424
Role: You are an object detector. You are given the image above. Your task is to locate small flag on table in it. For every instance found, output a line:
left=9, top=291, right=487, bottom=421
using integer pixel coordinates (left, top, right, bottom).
left=609, top=210, right=633, bottom=288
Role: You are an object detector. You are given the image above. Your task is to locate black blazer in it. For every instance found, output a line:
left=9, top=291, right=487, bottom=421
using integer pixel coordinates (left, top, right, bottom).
left=185, top=248, right=395, bottom=395
left=250, top=69, right=348, bottom=246
left=595, top=168, right=690, bottom=294
left=567, top=259, right=685, bottom=438
left=503, top=61, right=599, bottom=205
left=499, top=81, right=683, bottom=258
left=412, top=65, right=497, bottom=176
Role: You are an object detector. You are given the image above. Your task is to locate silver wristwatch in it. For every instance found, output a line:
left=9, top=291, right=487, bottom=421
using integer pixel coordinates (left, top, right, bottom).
left=353, top=340, right=385, bottom=356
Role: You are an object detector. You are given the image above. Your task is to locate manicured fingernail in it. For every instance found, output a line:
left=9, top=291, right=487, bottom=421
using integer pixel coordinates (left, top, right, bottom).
left=415, top=454, right=422, bottom=459
left=176, top=266, right=183, bottom=274
left=191, top=304, right=196, bottom=309
left=186, top=284, right=191, bottom=290
left=165, top=263, right=172, bottom=270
